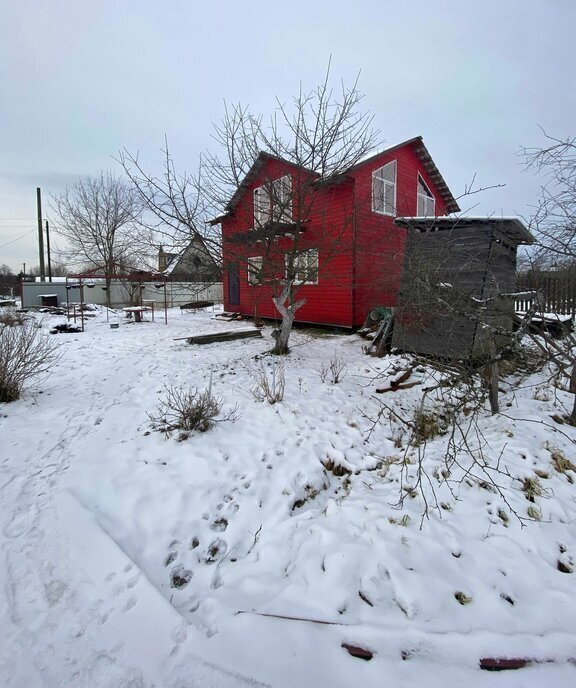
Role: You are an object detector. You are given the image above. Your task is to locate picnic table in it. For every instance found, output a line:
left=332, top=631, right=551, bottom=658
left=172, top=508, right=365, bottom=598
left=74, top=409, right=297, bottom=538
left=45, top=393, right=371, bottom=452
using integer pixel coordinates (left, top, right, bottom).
left=123, top=306, right=153, bottom=323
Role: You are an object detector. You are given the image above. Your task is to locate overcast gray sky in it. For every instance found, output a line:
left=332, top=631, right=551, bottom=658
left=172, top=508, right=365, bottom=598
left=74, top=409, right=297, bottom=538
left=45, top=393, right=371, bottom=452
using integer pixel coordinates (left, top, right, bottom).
left=1, top=0, right=574, bottom=272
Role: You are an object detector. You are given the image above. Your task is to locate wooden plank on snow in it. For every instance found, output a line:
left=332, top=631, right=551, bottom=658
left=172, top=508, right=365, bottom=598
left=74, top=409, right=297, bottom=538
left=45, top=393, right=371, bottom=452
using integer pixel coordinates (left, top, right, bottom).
left=174, top=327, right=263, bottom=345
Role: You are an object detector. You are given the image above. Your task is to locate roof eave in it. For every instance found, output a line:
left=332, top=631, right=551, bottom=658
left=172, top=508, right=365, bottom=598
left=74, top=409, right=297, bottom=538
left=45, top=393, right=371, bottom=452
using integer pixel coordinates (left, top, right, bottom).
left=394, top=216, right=535, bottom=245
left=346, top=136, right=460, bottom=214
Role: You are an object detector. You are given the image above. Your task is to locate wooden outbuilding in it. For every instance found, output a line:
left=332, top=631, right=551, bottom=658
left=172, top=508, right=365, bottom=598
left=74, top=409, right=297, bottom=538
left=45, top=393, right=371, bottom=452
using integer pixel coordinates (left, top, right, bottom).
left=391, top=217, right=534, bottom=359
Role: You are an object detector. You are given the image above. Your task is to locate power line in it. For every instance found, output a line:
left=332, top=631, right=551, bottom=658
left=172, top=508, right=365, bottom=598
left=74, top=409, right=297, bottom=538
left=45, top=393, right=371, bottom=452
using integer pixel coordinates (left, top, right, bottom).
left=0, top=228, right=37, bottom=250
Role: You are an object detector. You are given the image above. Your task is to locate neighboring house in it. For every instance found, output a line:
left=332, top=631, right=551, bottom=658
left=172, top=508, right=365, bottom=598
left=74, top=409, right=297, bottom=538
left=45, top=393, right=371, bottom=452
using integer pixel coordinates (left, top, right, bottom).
left=213, top=136, right=460, bottom=328
left=158, top=238, right=221, bottom=282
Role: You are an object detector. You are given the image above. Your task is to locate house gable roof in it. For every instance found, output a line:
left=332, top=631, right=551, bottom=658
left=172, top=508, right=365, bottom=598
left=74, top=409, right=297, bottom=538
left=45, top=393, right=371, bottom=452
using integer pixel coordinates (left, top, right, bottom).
left=209, top=136, right=459, bottom=224
left=161, top=235, right=219, bottom=276
left=208, top=152, right=311, bottom=225
left=346, top=136, right=460, bottom=214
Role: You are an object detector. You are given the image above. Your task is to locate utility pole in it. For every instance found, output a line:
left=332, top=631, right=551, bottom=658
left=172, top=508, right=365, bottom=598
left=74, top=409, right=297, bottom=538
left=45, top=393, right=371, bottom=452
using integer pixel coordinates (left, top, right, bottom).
left=36, top=187, right=46, bottom=282
left=45, top=220, right=52, bottom=282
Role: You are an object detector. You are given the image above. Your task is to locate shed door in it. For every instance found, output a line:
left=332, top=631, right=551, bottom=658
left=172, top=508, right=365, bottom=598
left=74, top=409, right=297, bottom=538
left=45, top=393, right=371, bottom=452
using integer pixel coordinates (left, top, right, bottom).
left=228, top=262, right=240, bottom=306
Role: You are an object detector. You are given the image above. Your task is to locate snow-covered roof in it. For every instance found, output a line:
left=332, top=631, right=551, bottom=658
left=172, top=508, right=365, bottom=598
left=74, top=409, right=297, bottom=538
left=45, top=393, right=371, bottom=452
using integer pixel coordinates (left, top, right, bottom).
left=395, top=215, right=534, bottom=245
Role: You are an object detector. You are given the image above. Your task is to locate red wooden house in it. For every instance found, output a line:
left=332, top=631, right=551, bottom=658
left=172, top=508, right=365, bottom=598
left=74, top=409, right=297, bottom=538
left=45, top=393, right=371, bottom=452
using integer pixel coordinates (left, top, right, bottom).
left=214, top=136, right=460, bottom=328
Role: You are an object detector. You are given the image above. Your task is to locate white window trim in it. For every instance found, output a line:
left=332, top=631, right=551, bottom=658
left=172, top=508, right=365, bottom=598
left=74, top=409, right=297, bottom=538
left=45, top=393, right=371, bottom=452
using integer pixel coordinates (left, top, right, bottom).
left=247, top=256, right=263, bottom=286
left=372, top=160, right=397, bottom=217
left=417, top=173, right=436, bottom=217
left=254, top=175, right=292, bottom=225
left=253, top=185, right=270, bottom=225
left=286, top=249, right=319, bottom=285
left=271, top=175, right=292, bottom=222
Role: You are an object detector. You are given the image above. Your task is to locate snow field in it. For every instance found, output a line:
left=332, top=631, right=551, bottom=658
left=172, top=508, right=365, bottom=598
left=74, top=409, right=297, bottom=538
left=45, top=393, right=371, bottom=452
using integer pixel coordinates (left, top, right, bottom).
left=1, top=306, right=575, bottom=687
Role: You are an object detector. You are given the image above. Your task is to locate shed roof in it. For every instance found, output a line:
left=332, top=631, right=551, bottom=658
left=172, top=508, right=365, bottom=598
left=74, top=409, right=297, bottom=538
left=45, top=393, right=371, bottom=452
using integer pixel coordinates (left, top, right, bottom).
left=394, top=216, right=534, bottom=245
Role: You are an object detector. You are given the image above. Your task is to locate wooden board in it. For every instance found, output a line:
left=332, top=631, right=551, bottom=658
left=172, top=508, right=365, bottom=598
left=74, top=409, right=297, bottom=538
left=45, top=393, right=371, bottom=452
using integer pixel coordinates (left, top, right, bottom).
left=174, top=328, right=263, bottom=345
left=180, top=301, right=215, bottom=310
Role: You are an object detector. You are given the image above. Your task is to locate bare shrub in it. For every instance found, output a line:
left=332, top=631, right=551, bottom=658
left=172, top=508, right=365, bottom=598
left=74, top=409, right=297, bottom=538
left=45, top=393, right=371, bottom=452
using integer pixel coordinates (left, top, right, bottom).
left=0, top=322, right=60, bottom=402
left=319, top=353, right=347, bottom=384
left=0, top=308, right=27, bottom=327
left=410, top=408, right=447, bottom=446
left=251, top=363, right=285, bottom=404
left=148, top=385, right=237, bottom=437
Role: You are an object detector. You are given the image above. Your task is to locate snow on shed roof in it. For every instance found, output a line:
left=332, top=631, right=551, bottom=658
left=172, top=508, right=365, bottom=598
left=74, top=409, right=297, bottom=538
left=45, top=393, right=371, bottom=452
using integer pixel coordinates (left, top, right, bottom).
left=395, top=216, right=534, bottom=245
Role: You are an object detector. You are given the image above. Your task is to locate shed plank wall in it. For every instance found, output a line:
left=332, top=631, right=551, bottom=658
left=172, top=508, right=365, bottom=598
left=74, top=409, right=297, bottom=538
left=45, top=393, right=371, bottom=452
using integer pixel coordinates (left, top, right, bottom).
left=392, top=225, right=519, bottom=358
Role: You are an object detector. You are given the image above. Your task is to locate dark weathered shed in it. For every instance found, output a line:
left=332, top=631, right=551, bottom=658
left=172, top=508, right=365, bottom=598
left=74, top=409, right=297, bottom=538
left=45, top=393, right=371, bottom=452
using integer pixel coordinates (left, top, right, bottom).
left=392, top=217, right=534, bottom=359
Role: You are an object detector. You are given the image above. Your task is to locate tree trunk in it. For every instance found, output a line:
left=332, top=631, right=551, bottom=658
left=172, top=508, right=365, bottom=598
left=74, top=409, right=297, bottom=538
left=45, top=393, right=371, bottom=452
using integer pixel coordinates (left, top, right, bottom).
left=569, top=362, right=576, bottom=426
left=271, top=281, right=306, bottom=355
left=488, top=359, right=500, bottom=415
left=485, top=334, right=499, bottom=415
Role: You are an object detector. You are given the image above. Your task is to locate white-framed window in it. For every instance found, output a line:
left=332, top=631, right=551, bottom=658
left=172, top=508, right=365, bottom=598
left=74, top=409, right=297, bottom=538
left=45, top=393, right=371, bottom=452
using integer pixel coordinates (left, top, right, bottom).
left=247, top=256, right=263, bottom=285
left=372, top=160, right=397, bottom=216
left=254, top=175, right=292, bottom=225
left=417, top=174, right=435, bottom=217
left=254, top=186, right=270, bottom=225
left=287, top=249, right=319, bottom=285
left=271, top=175, right=292, bottom=221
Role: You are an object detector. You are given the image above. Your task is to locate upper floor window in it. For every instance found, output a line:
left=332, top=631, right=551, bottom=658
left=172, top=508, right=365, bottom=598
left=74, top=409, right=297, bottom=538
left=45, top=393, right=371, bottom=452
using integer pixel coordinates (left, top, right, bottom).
left=254, top=186, right=270, bottom=224
left=372, top=160, right=397, bottom=216
left=247, top=256, right=263, bottom=285
left=417, top=175, right=435, bottom=217
left=287, top=249, right=319, bottom=285
left=254, top=175, right=292, bottom=225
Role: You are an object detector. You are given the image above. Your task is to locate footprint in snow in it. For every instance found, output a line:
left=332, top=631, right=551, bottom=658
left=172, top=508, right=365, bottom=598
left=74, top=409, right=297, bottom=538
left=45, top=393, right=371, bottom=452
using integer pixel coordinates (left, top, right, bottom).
left=170, top=565, right=193, bottom=589
left=210, top=518, right=228, bottom=532
left=3, top=505, right=35, bottom=538
left=44, top=580, right=67, bottom=607
left=205, top=538, right=227, bottom=563
left=123, top=595, right=137, bottom=611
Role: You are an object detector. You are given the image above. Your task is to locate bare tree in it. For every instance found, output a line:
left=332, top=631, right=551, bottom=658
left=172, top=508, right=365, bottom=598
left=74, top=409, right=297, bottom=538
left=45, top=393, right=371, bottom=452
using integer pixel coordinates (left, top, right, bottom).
left=119, top=67, right=378, bottom=353
left=50, top=171, right=144, bottom=289
left=204, top=68, right=379, bottom=353
left=28, top=261, right=71, bottom=278
left=0, top=264, right=15, bottom=294
left=118, top=140, right=220, bottom=266
left=523, top=131, right=576, bottom=262
left=521, top=132, right=576, bottom=424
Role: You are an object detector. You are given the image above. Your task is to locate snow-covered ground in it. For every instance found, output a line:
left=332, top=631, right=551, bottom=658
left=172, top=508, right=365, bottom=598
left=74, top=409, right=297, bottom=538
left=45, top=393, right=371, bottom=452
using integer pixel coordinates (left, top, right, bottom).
left=1, top=306, right=575, bottom=687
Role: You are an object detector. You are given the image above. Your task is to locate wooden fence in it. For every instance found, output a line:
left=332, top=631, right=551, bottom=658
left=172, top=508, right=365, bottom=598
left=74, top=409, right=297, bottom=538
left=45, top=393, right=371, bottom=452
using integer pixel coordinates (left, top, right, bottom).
left=515, top=273, right=576, bottom=315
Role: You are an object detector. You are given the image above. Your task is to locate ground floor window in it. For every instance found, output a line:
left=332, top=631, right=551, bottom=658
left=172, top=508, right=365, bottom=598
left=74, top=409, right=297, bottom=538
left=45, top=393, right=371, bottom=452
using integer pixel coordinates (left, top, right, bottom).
left=247, top=256, right=263, bottom=285
left=288, top=249, right=319, bottom=284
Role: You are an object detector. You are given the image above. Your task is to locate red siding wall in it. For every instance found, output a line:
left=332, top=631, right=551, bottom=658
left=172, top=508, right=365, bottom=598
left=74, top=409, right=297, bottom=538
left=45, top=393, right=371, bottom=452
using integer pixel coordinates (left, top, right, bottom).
left=222, top=158, right=355, bottom=327
left=222, top=144, right=451, bottom=328
left=350, top=145, right=449, bottom=326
